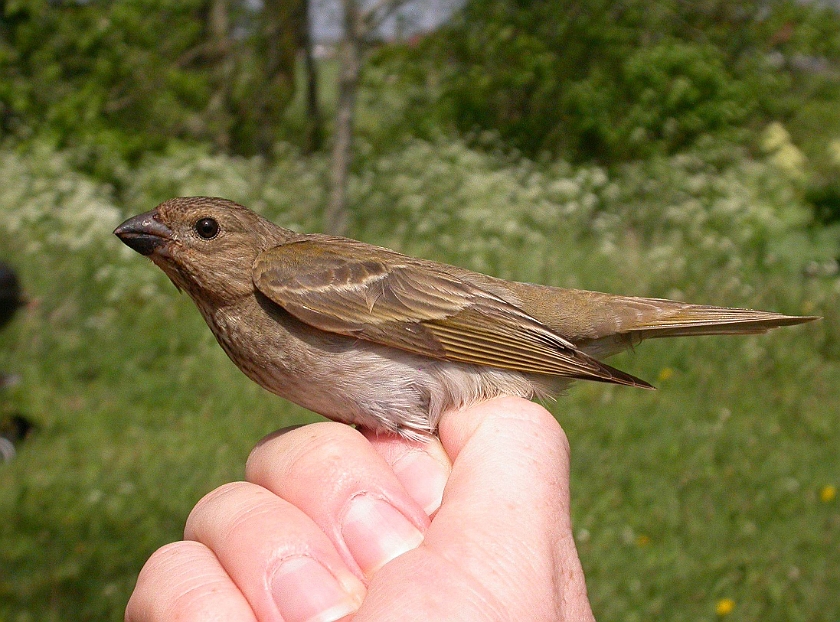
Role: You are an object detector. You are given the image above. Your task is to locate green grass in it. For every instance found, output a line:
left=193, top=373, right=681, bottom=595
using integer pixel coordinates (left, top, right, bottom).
left=568, top=335, right=839, bottom=621
left=0, top=279, right=323, bottom=620
left=0, top=136, right=837, bottom=621
left=1, top=271, right=835, bottom=621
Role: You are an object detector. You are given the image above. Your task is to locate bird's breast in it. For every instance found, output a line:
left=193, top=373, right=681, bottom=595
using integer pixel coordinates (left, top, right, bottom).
left=195, top=294, right=548, bottom=438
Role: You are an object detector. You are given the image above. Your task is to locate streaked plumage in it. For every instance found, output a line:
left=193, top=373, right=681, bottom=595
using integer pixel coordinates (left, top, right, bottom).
left=114, top=197, right=818, bottom=438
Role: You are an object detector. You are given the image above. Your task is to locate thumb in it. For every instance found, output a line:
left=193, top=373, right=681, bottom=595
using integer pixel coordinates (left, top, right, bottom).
left=429, top=397, right=594, bottom=622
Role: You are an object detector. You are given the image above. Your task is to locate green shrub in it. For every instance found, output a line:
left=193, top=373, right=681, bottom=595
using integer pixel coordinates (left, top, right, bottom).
left=394, top=0, right=840, bottom=165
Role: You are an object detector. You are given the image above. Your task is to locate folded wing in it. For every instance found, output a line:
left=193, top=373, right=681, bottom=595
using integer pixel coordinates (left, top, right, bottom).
left=253, top=238, right=653, bottom=388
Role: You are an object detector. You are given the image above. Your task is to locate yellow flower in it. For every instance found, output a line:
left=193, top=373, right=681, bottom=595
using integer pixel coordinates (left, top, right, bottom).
left=658, top=367, right=674, bottom=382
left=821, top=485, right=837, bottom=503
left=829, top=138, right=840, bottom=167
left=716, top=598, right=735, bottom=616
left=762, top=122, right=791, bottom=153
left=761, top=122, right=806, bottom=179
left=636, top=534, right=651, bottom=547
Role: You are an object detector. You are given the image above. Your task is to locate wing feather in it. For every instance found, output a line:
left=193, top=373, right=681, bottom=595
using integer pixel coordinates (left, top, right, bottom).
left=253, top=239, right=652, bottom=388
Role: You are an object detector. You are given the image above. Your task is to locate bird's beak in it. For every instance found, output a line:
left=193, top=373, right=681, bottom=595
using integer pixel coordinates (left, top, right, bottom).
left=114, top=210, right=173, bottom=256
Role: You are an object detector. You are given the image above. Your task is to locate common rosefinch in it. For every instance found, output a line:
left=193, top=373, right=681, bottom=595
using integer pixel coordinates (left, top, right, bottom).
left=114, top=197, right=817, bottom=439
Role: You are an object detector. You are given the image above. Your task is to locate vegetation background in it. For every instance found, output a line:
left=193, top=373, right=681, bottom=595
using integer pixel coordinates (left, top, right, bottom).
left=0, top=0, right=838, bottom=619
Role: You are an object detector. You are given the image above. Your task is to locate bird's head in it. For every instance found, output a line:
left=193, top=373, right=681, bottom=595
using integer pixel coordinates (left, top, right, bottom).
left=114, top=197, right=295, bottom=303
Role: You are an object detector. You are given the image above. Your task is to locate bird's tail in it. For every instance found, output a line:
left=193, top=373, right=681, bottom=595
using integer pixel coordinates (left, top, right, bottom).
left=572, top=295, right=819, bottom=358
left=626, top=303, right=818, bottom=338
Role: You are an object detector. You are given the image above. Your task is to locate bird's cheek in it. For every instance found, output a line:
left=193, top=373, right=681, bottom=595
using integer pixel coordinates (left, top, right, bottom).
left=148, top=247, right=177, bottom=273
left=147, top=247, right=192, bottom=291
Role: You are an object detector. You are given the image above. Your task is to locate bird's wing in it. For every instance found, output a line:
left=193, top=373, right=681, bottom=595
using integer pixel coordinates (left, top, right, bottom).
left=253, top=238, right=651, bottom=388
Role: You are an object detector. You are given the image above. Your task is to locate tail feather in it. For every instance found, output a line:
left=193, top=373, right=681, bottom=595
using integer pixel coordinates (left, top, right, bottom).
left=484, top=280, right=819, bottom=358
left=577, top=301, right=819, bottom=358
left=631, top=305, right=819, bottom=338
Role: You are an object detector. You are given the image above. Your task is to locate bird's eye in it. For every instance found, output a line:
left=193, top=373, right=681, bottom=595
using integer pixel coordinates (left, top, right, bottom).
left=195, top=217, right=219, bottom=239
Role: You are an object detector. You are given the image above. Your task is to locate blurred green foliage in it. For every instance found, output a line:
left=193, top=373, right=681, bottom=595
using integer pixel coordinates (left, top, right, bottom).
left=562, top=40, right=756, bottom=159
left=0, top=0, right=838, bottom=619
left=375, top=0, right=840, bottom=165
left=0, top=0, right=302, bottom=173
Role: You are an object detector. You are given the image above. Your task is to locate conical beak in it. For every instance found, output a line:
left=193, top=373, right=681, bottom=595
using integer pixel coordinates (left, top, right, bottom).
left=114, top=210, right=173, bottom=256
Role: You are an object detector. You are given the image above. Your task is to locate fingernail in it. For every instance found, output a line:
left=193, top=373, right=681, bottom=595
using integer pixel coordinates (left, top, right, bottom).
left=271, top=555, right=362, bottom=622
left=341, top=494, right=424, bottom=575
left=392, top=451, right=450, bottom=515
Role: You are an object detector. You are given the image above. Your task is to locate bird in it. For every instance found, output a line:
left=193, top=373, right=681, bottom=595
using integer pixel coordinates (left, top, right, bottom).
left=114, top=197, right=818, bottom=439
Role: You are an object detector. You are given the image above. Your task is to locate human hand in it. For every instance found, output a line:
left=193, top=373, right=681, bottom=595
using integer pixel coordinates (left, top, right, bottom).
left=125, top=397, right=595, bottom=621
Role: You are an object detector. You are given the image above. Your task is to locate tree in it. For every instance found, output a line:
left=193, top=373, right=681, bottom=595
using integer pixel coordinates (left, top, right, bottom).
left=0, top=0, right=305, bottom=167
left=325, top=0, right=418, bottom=235
left=302, top=0, right=323, bottom=153
left=413, top=0, right=840, bottom=163
left=240, top=0, right=306, bottom=156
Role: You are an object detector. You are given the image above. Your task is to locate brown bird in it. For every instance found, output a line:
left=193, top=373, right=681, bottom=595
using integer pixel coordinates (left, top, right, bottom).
left=114, top=197, right=818, bottom=439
